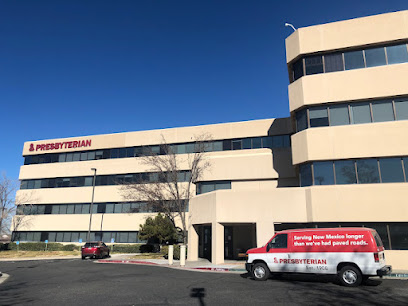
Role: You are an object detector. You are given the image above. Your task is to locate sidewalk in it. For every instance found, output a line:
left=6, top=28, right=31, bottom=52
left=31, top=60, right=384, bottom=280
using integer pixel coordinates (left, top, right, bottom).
left=97, top=256, right=408, bottom=279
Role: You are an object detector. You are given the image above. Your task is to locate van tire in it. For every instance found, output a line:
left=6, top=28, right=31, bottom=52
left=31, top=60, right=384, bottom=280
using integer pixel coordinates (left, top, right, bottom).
left=338, top=265, right=362, bottom=287
left=252, top=263, right=270, bottom=281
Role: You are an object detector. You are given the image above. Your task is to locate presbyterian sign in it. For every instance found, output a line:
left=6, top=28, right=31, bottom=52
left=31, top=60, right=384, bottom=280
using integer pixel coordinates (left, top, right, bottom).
left=29, top=139, right=92, bottom=152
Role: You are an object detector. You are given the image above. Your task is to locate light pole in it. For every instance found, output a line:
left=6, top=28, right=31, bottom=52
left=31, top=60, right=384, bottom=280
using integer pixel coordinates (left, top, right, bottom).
left=87, top=168, right=97, bottom=242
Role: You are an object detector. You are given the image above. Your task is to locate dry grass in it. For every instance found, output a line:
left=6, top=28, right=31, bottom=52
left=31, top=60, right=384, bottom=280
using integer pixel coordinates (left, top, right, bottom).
left=130, top=253, right=164, bottom=260
left=0, top=250, right=81, bottom=258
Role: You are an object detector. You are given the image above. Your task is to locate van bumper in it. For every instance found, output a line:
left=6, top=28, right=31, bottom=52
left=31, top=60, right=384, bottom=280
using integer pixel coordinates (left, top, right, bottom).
left=245, top=263, right=252, bottom=273
left=377, top=265, right=392, bottom=276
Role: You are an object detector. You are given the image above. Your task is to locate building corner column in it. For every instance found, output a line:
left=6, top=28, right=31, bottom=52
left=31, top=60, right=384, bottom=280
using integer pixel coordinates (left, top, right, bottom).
left=187, top=225, right=199, bottom=261
left=211, top=222, right=224, bottom=264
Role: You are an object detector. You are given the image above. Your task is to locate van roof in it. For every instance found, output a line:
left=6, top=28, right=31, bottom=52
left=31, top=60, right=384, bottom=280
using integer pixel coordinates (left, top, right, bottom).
left=277, top=227, right=375, bottom=234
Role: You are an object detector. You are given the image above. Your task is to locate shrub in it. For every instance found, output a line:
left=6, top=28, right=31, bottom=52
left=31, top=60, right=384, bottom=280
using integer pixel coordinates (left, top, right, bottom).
left=61, top=244, right=79, bottom=251
left=8, top=242, right=66, bottom=251
left=111, top=244, right=141, bottom=253
left=0, top=243, right=9, bottom=251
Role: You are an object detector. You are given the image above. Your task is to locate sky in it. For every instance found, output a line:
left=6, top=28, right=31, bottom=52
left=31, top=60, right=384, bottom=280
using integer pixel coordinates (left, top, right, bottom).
left=1, top=0, right=407, bottom=180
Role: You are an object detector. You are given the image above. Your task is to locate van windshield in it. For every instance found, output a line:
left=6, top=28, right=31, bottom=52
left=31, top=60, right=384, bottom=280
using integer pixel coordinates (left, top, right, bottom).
left=373, top=231, right=384, bottom=247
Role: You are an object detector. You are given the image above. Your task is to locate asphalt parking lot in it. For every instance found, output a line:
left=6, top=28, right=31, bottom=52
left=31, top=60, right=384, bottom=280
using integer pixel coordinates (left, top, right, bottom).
left=0, top=259, right=407, bottom=305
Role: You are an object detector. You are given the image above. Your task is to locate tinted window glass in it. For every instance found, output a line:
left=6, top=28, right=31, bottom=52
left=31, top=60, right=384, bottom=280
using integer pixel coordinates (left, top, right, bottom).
left=292, top=59, right=304, bottom=81
left=379, top=158, right=404, bottom=183
left=232, top=140, right=242, bottom=150
left=364, top=47, right=386, bottom=67
left=66, top=153, right=73, bottom=162
left=242, top=138, right=251, bottom=149
left=223, top=140, right=232, bottom=150
left=81, top=204, right=90, bottom=214
left=212, top=141, right=223, bottom=151
left=66, top=205, right=74, bottom=214
left=313, top=161, right=334, bottom=185
left=357, top=159, right=380, bottom=183
left=80, top=152, right=88, bottom=161
left=58, top=154, right=66, bottom=162
left=114, top=204, right=123, bottom=213
left=272, top=136, right=284, bottom=148
left=270, top=234, right=287, bottom=249
left=389, top=223, right=408, bottom=250
left=88, top=151, right=96, bottom=160
left=296, top=109, right=308, bottom=132
left=305, top=56, right=323, bottom=75
left=371, top=101, right=394, bottom=122
left=252, top=137, right=262, bottom=149
left=344, top=50, right=365, bottom=70
left=309, top=107, right=329, bottom=127
left=262, top=136, right=274, bottom=149
left=386, top=44, right=408, bottom=64
left=329, top=104, right=349, bottom=126
left=351, top=103, right=371, bottom=124
left=394, top=99, right=408, bottom=120
left=216, top=181, right=231, bottom=190
left=334, top=160, right=356, bottom=184
left=299, top=164, right=312, bottom=187
left=324, top=53, right=343, bottom=72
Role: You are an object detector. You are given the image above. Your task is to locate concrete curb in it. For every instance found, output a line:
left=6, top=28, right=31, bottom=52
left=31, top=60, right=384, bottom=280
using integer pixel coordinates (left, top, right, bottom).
left=0, top=273, right=10, bottom=285
left=96, top=259, right=408, bottom=278
left=97, top=259, right=246, bottom=273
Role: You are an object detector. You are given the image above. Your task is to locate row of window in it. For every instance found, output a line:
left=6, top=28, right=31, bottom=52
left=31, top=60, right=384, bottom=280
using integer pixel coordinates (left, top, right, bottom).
left=296, top=98, right=408, bottom=132
left=16, top=201, right=188, bottom=215
left=196, top=181, right=232, bottom=195
left=24, top=135, right=291, bottom=165
left=274, top=222, right=408, bottom=250
left=291, top=42, right=408, bottom=82
left=300, top=157, right=408, bottom=187
left=12, top=231, right=142, bottom=243
left=20, top=170, right=191, bottom=190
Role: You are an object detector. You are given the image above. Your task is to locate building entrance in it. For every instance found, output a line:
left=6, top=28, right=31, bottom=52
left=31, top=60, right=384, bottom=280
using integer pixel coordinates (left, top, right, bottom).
left=198, top=225, right=212, bottom=261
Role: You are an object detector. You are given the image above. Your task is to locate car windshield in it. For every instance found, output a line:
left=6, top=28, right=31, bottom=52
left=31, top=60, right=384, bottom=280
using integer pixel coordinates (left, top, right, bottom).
left=373, top=231, right=384, bottom=247
left=84, top=242, right=98, bottom=247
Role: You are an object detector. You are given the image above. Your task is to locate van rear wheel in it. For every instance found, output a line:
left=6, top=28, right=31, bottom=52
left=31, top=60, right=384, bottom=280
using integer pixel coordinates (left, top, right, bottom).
left=252, top=263, right=270, bottom=281
left=339, top=266, right=362, bottom=287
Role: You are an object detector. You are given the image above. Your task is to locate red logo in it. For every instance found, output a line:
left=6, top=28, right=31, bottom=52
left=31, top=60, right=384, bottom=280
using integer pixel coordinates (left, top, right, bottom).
left=29, top=144, right=34, bottom=151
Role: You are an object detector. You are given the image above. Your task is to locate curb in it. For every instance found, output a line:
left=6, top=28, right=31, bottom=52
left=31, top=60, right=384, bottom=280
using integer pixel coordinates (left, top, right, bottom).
left=96, top=260, right=408, bottom=278
left=0, top=273, right=10, bottom=285
left=97, top=259, right=245, bottom=273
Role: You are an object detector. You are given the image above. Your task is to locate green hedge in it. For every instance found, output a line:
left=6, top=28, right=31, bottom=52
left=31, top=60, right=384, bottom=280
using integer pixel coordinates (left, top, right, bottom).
left=6, top=242, right=76, bottom=251
left=110, top=244, right=141, bottom=253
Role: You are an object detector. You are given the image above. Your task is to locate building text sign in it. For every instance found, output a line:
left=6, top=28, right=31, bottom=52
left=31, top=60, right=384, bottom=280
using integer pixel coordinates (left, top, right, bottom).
left=29, top=139, right=92, bottom=152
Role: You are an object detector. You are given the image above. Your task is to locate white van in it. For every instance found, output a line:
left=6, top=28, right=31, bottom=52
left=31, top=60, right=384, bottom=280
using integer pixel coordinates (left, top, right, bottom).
left=245, top=228, right=391, bottom=286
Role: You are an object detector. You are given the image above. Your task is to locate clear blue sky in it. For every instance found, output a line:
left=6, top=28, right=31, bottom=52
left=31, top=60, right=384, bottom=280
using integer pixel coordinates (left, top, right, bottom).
left=1, top=0, right=407, bottom=180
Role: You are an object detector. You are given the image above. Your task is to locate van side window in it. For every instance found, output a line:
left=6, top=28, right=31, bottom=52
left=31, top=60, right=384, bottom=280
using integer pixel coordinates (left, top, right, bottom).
left=269, top=234, right=288, bottom=249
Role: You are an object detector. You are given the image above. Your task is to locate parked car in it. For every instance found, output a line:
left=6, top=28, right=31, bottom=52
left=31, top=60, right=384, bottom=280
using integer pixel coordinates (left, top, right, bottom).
left=81, top=241, right=110, bottom=259
left=246, top=228, right=391, bottom=287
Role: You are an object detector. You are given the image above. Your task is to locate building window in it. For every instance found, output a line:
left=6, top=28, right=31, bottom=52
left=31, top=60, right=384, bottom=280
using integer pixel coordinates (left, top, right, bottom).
left=196, top=181, right=231, bottom=195
left=334, top=160, right=357, bottom=185
left=351, top=103, right=371, bottom=124
left=305, top=56, right=323, bottom=75
left=292, top=59, right=304, bottom=81
left=313, top=161, right=334, bottom=185
left=296, top=109, right=308, bottom=132
left=379, top=158, right=405, bottom=183
left=290, top=42, right=408, bottom=83
left=356, top=159, right=380, bottom=184
left=394, top=99, right=408, bottom=120
left=309, top=107, right=329, bottom=127
left=299, top=163, right=313, bottom=187
left=371, top=101, right=394, bottom=122
left=386, top=44, right=408, bottom=64
left=329, top=104, right=350, bottom=126
left=364, top=47, right=386, bottom=67
left=344, top=50, right=365, bottom=70
left=324, top=53, right=344, bottom=73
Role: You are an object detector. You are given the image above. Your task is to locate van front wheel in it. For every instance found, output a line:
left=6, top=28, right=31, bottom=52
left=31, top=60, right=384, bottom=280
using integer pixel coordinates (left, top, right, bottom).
left=339, top=266, right=362, bottom=287
left=252, top=263, right=270, bottom=281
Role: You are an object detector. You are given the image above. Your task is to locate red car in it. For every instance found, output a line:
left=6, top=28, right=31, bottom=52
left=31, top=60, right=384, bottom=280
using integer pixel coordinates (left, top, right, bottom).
left=81, top=241, right=110, bottom=259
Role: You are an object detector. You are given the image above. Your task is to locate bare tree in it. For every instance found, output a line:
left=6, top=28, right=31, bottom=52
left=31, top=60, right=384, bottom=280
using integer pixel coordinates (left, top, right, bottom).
left=0, top=174, right=34, bottom=238
left=121, top=134, right=211, bottom=245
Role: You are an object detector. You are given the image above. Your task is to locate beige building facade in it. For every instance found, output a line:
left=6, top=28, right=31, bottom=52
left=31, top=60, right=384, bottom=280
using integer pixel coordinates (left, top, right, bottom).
left=13, top=10, right=408, bottom=270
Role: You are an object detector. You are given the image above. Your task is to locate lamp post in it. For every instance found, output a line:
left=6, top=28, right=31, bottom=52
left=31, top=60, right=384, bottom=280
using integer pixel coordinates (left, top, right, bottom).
left=87, top=168, right=97, bottom=242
